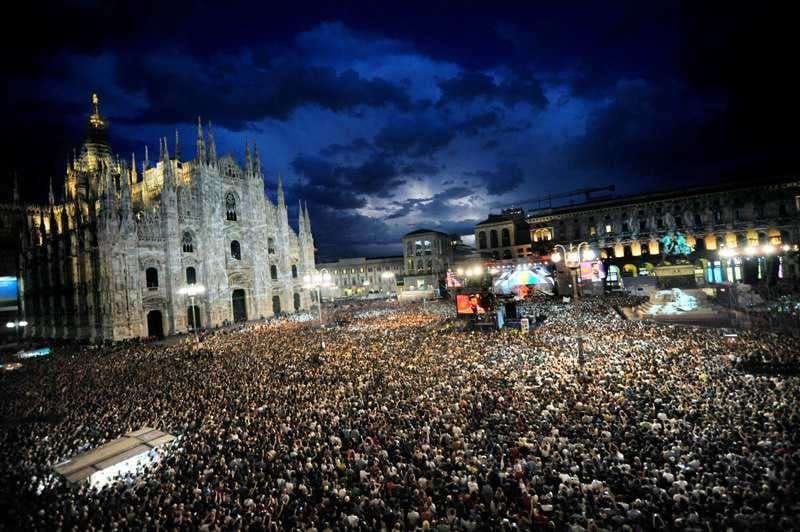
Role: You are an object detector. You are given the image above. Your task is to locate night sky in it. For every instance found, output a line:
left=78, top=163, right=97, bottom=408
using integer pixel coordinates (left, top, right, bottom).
left=3, top=1, right=798, bottom=259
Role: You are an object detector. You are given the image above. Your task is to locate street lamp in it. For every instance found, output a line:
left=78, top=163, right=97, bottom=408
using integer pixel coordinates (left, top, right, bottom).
left=5, top=319, right=28, bottom=341
left=178, top=284, right=205, bottom=343
left=303, top=269, right=332, bottom=323
left=551, top=242, right=592, bottom=300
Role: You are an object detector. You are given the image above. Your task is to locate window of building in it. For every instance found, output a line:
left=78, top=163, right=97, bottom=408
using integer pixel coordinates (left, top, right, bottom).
left=501, top=228, right=511, bottom=247
left=503, top=249, right=512, bottom=259
left=590, top=226, right=597, bottom=236
left=270, top=264, right=278, bottom=280
left=225, top=192, right=237, bottom=221
left=490, top=230, right=498, bottom=248
left=146, top=267, right=158, bottom=289
left=291, top=264, right=298, bottom=278
left=182, top=232, right=194, bottom=252
left=605, top=224, right=612, bottom=234
left=268, top=237, right=275, bottom=254
left=478, top=231, right=487, bottom=249
left=186, top=267, right=196, bottom=285
left=230, top=240, right=241, bottom=260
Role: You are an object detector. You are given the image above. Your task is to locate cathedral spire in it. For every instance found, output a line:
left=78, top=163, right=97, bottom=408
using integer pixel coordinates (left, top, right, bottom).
left=162, top=137, right=176, bottom=190
left=298, top=199, right=305, bottom=234
left=277, top=175, right=285, bottom=209
left=196, top=117, right=206, bottom=164
left=304, top=201, right=312, bottom=234
left=48, top=177, right=55, bottom=205
left=174, top=128, right=181, bottom=163
left=131, top=152, right=137, bottom=183
left=207, top=121, right=217, bottom=166
left=253, top=143, right=262, bottom=180
left=244, top=141, right=252, bottom=176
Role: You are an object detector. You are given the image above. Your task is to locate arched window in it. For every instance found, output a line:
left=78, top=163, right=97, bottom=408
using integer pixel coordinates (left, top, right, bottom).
left=225, top=192, right=237, bottom=221
left=146, top=267, right=158, bottom=289
left=268, top=237, right=275, bottom=254
left=270, top=264, right=278, bottom=280
left=291, top=264, right=298, bottom=278
left=478, top=231, right=487, bottom=249
left=501, top=228, right=511, bottom=247
left=293, top=293, right=301, bottom=311
left=490, top=230, right=499, bottom=248
left=182, top=232, right=194, bottom=252
left=186, top=266, right=196, bottom=285
left=230, top=240, right=241, bottom=260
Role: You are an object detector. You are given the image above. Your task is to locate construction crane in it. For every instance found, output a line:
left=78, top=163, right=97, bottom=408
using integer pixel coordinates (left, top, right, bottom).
left=509, top=184, right=616, bottom=210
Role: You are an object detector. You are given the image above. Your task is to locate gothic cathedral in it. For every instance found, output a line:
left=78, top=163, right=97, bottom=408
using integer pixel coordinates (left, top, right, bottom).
left=19, top=95, right=317, bottom=341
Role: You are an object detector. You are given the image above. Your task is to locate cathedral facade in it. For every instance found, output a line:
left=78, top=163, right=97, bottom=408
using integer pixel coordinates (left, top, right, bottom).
left=19, top=95, right=316, bottom=341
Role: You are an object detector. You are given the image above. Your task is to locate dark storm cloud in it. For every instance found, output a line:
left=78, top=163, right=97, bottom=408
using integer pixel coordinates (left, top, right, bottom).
left=291, top=153, right=404, bottom=205
left=437, top=71, right=548, bottom=108
left=567, top=80, right=727, bottom=188
left=374, top=116, right=455, bottom=157
left=468, top=163, right=525, bottom=195
left=115, top=54, right=412, bottom=129
left=385, top=186, right=472, bottom=220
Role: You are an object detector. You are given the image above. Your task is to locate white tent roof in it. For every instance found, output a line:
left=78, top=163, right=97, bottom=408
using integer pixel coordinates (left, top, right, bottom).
left=54, top=427, right=175, bottom=484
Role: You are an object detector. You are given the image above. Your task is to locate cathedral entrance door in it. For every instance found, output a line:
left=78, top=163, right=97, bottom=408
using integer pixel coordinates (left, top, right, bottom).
left=147, top=310, right=164, bottom=338
left=187, top=305, right=201, bottom=330
left=232, top=289, right=247, bottom=322
left=272, top=295, right=281, bottom=316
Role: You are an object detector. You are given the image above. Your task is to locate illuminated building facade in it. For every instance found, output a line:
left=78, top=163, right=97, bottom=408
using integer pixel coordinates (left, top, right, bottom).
left=18, top=95, right=316, bottom=341
left=474, top=208, right=533, bottom=259
left=526, top=179, right=800, bottom=283
left=315, top=256, right=404, bottom=298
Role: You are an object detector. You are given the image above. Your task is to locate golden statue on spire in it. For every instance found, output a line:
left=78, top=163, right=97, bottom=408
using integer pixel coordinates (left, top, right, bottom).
left=89, top=92, right=105, bottom=128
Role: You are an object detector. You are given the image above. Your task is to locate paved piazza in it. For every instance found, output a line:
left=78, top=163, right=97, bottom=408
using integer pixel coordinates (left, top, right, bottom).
left=1, top=297, right=798, bottom=529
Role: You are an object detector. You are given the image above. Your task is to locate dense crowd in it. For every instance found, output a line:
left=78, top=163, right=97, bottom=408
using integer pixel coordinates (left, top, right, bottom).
left=1, top=296, right=798, bottom=530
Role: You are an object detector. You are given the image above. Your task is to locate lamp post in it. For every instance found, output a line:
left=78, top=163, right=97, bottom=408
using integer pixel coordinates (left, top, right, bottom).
left=178, top=284, right=205, bottom=343
left=551, top=242, right=594, bottom=300
left=303, top=269, right=332, bottom=323
left=5, top=319, right=29, bottom=341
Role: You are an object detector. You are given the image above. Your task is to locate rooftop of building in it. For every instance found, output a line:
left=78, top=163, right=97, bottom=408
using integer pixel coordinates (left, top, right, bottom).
left=525, top=176, right=800, bottom=220
left=403, top=228, right=451, bottom=237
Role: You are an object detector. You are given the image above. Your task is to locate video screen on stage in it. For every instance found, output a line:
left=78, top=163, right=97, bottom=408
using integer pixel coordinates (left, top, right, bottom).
left=456, top=293, right=488, bottom=315
left=0, top=276, right=19, bottom=311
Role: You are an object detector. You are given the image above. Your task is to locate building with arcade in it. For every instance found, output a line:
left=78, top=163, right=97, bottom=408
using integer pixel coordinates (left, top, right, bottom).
left=525, top=178, right=800, bottom=284
left=18, top=94, right=316, bottom=341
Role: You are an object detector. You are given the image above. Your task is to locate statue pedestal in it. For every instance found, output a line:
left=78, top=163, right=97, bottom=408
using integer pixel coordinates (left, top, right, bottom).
left=653, top=264, right=697, bottom=289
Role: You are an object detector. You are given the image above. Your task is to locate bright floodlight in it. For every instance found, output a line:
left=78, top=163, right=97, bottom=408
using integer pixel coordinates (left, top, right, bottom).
left=381, top=271, right=395, bottom=279
left=744, top=246, right=757, bottom=256
left=551, top=252, right=562, bottom=263
left=178, top=284, right=206, bottom=297
left=762, top=244, right=775, bottom=255
left=19, top=321, right=28, bottom=327
left=5, top=322, right=14, bottom=328
left=582, top=249, right=596, bottom=261
left=719, top=248, right=736, bottom=258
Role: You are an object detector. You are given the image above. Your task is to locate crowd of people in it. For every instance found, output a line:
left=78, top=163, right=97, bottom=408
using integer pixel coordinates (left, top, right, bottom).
left=1, top=295, right=798, bottom=530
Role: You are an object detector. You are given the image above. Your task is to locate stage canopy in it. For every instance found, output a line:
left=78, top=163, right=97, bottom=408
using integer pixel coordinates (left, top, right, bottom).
left=54, top=427, right=175, bottom=488
left=493, top=264, right=554, bottom=296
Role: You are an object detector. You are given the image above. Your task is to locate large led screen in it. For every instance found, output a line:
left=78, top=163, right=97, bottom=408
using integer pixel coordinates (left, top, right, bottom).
left=0, top=277, right=18, bottom=311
